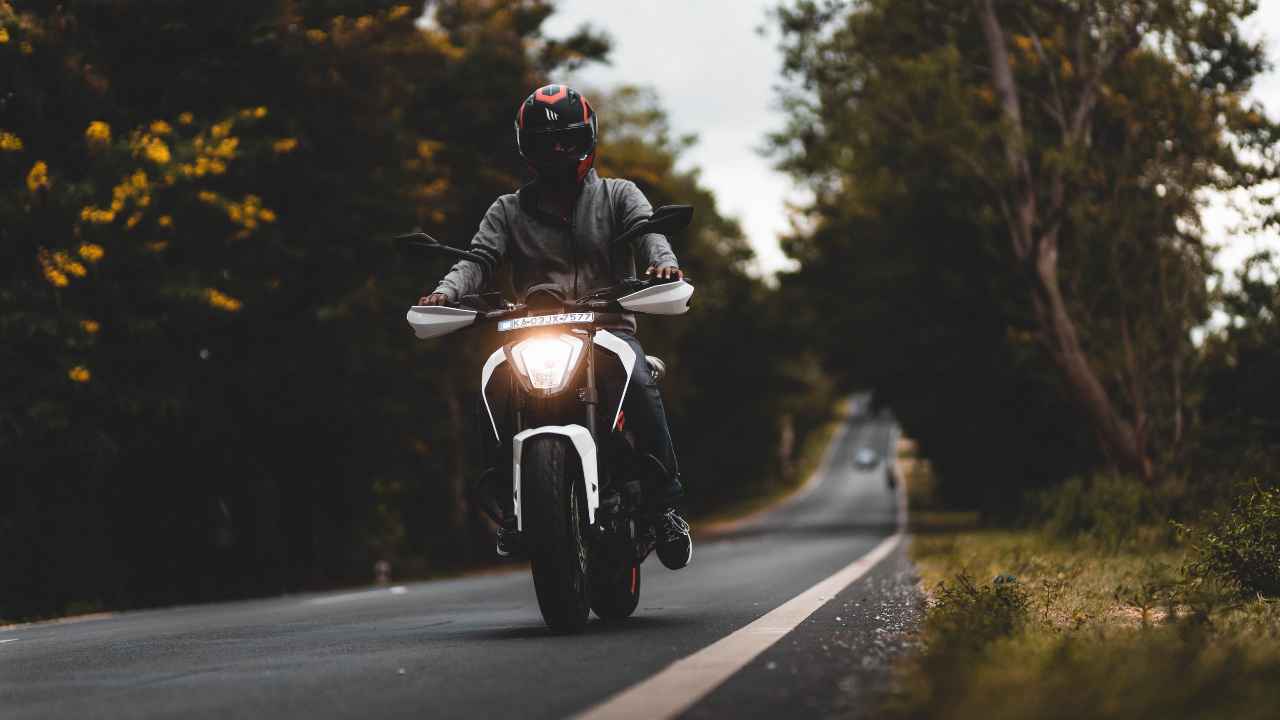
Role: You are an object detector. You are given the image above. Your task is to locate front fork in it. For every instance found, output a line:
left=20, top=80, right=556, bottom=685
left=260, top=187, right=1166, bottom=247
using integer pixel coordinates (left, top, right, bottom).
left=510, top=329, right=602, bottom=532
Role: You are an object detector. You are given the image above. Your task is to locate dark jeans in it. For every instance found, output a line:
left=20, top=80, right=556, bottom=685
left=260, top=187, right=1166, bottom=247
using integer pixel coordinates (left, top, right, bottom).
left=611, top=330, right=680, bottom=486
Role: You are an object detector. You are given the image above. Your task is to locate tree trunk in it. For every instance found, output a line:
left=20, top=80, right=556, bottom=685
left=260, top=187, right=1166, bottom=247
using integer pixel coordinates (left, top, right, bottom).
left=1030, top=239, right=1152, bottom=480
left=977, top=0, right=1154, bottom=482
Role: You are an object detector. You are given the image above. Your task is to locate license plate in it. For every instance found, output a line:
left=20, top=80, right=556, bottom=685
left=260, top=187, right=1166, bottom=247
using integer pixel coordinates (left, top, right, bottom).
left=497, top=312, right=594, bottom=332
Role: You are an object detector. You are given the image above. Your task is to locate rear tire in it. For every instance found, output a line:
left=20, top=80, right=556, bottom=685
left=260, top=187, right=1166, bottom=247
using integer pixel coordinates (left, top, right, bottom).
left=524, top=436, right=590, bottom=633
left=590, top=555, right=641, bottom=621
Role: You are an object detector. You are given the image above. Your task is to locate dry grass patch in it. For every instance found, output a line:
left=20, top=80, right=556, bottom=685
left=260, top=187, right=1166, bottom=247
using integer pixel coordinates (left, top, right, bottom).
left=888, top=526, right=1280, bottom=720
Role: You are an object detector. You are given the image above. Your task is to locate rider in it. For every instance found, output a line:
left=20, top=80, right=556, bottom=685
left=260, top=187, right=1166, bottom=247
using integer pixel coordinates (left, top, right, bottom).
left=418, top=84, right=692, bottom=567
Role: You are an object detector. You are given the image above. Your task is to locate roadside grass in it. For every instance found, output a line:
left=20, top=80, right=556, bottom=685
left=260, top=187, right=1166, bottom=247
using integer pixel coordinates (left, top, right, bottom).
left=884, top=457, right=1280, bottom=719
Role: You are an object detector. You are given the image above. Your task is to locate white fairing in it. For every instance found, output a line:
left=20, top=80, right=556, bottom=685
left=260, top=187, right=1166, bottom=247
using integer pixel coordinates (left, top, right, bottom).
left=592, top=330, right=635, bottom=431
left=480, top=348, right=506, bottom=440
left=617, top=279, right=694, bottom=315
left=406, top=305, right=478, bottom=339
left=512, top=424, right=599, bottom=531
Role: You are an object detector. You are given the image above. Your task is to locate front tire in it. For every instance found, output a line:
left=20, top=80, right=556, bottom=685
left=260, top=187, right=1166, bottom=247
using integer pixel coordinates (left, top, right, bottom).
left=524, top=436, right=590, bottom=633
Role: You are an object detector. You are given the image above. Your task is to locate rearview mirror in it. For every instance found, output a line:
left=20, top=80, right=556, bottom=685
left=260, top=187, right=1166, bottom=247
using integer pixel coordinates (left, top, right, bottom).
left=395, top=232, right=486, bottom=265
left=645, top=205, right=694, bottom=236
left=613, top=204, right=694, bottom=247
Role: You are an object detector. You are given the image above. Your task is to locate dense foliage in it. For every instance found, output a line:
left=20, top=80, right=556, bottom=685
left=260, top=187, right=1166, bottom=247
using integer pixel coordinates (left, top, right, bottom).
left=771, top=0, right=1280, bottom=509
left=1, top=1, right=830, bottom=620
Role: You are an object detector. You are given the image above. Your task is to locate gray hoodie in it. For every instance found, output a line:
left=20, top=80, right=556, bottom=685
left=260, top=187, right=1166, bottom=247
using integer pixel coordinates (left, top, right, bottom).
left=432, top=169, right=678, bottom=333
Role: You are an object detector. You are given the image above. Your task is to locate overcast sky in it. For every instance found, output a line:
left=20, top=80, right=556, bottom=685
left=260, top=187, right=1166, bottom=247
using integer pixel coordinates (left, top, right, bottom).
left=542, top=0, right=798, bottom=275
left=543, top=1, right=1280, bottom=279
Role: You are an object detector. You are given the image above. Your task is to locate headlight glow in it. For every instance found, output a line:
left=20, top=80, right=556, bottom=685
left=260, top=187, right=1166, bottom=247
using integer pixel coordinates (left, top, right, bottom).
left=510, top=333, right=585, bottom=393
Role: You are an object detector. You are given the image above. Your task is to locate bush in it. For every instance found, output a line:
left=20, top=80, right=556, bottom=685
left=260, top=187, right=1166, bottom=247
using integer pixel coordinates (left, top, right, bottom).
left=1034, top=473, right=1154, bottom=549
left=926, top=573, right=1030, bottom=653
left=1182, top=482, right=1280, bottom=597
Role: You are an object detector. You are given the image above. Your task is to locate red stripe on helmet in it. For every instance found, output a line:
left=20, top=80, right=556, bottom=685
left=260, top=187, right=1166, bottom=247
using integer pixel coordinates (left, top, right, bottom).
left=535, top=84, right=569, bottom=104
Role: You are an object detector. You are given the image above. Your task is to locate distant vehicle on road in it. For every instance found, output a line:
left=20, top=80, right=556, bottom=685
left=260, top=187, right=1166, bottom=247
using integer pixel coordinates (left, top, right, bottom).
left=854, top=447, right=879, bottom=469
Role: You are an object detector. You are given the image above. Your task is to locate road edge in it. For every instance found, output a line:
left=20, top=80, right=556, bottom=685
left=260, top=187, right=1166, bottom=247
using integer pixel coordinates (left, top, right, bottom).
left=574, top=426, right=908, bottom=720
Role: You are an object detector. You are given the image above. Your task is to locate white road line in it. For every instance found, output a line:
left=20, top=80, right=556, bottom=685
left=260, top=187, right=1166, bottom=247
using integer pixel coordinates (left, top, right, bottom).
left=0, top=638, right=19, bottom=645
left=576, top=429, right=908, bottom=720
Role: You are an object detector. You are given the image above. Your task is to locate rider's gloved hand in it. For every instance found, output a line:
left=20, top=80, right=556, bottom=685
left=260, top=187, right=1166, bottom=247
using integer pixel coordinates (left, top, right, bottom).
left=645, top=265, right=684, bottom=281
left=418, top=292, right=451, bottom=306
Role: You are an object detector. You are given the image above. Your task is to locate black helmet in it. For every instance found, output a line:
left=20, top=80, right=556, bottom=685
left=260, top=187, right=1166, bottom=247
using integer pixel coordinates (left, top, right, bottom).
left=515, top=84, right=598, bottom=185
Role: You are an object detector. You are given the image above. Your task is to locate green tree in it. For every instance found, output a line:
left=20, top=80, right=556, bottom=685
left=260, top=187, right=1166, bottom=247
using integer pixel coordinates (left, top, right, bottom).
left=772, top=0, right=1277, bottom=498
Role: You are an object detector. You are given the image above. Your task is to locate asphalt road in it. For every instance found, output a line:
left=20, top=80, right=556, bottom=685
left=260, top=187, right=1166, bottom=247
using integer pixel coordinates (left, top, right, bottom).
left=1, top=407, right=919, bottom=719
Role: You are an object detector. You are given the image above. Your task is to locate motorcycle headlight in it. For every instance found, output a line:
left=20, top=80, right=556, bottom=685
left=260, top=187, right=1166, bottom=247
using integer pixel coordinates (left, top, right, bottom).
left=509, top=333, right=585, bottom=394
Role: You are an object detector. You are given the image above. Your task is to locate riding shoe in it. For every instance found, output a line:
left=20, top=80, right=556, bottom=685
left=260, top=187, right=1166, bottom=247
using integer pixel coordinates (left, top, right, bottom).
left=655, top=508, right=693, bottom=570
left=496, top=526, right=523, bottom=558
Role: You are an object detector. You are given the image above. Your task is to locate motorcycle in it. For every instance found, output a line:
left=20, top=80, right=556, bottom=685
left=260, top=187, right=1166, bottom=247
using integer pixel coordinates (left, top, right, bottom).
left=398, top=204, right=695, bottom=633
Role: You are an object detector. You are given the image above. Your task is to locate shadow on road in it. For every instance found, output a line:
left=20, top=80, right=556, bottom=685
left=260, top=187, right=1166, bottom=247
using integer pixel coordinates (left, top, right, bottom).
left=458, top=613, right=706, bottom=642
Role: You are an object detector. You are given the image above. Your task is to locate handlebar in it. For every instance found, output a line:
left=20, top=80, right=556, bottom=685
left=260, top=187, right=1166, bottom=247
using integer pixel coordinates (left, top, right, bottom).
left=399, top=203, right=695, bottom=330
left=451, top=275, right=689, bottom=320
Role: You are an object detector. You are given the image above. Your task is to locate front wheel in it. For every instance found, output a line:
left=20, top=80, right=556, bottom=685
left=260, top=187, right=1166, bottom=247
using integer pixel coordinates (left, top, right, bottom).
left=523, top=435, right=590, bottom=633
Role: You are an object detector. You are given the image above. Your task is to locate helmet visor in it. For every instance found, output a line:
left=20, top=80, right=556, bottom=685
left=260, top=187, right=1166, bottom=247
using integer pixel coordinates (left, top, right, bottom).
left=527, top=124, right=595, bottom=164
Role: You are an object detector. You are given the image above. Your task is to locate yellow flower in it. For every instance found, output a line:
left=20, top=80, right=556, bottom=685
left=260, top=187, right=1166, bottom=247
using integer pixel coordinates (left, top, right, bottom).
left=198, top=190, right=218, bottom=204
left=355, top=15, right=374, bottom=31
left=211, top=137, right=239, bottom=158
left=26, top=160, right=49, bottom=192
left=0, top=27, right=8, bottom=44
left=253, top=106, right=267, bottom=119
left=272, top=137, right=299, bottom=154
left=0, top=130, right=22, bottom=151
left=38, top=249, right=70, bottom=286
left=80, top=319, right=100, bottom=334
left=258, top=208, right=277, bottom=223
left=416, top=139, right=442, bottom=160
left=130, top=170, right=148, bottom=189
left=157, top=215, right=173, bottom=228
left=49, top=250, right=87, bottom=277
left=204, top=288, right=243, bottom=312
left=306, top=28, right=327, bottom=44
left=78, top=243, right=105, bottom=262
left=388, top=5, right=412, bottom=21
left=149, top=120, right=172, bottom=135
left=68, top=366, right=91, bottom=383
left=126, top=212, right=142, bottom=229
left=177, top=112, right=194, bottom=125
left=85, top=120, right=112, bottom=147
left=80, top=207, right=116, bottom=224
left=43, top=267, right=69, bottom=287
left=208, top=159, right=226, bottom=175
left=145, top=240, right=169, bottom=253
left=143, top=137, right=170, bottom=164
left=211, top=120, right=233, bottom=139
